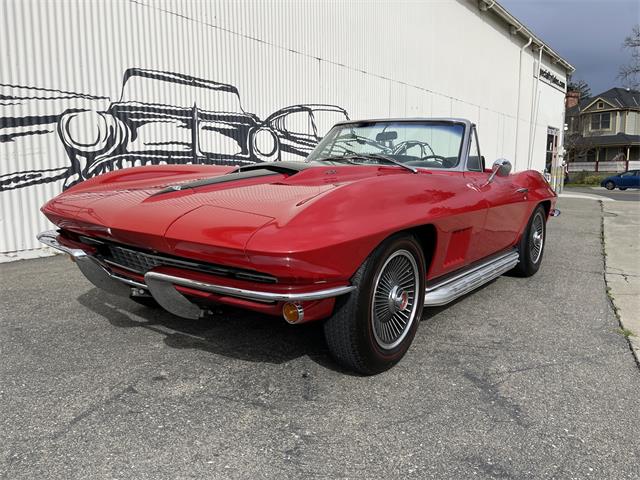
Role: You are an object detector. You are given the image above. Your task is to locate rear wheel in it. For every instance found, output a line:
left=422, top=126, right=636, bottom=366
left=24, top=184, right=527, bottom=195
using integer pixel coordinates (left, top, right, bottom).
left=323, top=234, right=426, bottom=375
left=511, top=205, right=546, bottom=277
left=604, top=181, right=615, bottom=190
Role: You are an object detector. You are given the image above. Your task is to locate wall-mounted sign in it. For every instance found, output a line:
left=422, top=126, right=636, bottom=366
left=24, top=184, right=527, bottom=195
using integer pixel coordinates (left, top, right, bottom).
left=536, top=65, right=566, bottom=92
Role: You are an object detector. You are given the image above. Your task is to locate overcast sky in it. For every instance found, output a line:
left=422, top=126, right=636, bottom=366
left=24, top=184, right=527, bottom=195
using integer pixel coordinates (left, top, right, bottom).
left=499, top=0, right=639, bottom=95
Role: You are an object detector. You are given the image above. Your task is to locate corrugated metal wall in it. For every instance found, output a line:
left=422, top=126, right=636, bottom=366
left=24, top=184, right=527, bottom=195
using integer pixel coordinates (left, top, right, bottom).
left=0, top=0, right=569, bottom=257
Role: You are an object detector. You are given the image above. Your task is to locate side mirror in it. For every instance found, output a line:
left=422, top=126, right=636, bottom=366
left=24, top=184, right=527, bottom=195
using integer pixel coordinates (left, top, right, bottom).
left=485, top=158, right=512, bottom=184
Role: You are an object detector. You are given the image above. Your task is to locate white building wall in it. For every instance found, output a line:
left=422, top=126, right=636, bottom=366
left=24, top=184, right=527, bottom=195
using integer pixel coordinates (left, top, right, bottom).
left=0, top=0, right=570, bottom=256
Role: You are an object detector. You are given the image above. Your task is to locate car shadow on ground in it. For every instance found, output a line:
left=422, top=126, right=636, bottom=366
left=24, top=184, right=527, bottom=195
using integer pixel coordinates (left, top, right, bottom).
left=76, top=288, right=355, bottom=374
left=76, top=279, right=498, bottom=374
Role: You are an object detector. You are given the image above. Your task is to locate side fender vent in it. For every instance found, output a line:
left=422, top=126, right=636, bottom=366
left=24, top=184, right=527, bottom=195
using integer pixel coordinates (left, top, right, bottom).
left=443, top=227, right=472, bottom=268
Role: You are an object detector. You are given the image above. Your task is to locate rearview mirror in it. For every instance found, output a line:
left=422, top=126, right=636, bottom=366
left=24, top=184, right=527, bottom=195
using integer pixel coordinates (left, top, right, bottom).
left=376, top=131, right=398, bottom=142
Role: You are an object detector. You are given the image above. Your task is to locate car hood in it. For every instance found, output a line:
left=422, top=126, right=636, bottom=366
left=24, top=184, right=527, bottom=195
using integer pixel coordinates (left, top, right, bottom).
left=41, top=163, right=407, bottom=257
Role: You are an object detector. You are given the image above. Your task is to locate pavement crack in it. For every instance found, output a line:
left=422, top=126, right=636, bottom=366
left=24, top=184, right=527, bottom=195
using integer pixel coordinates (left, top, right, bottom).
left=49, top=382, right=140, bottom=441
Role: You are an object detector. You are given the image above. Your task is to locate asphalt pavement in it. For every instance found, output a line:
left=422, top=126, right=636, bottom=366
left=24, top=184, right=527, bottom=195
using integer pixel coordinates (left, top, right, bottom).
left=1, top=198, right=639, bottom=479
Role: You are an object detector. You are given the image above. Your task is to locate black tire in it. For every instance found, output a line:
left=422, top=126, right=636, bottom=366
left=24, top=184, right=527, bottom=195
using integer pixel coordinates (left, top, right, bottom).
left=604, top=181, right=615, bottom=190
left=130, top=295, right=160, bottom=308
left=323, top=234, right=426, bottom=375
left=619, top=187, right=627, bottom=191
left=511, top=205, right=547, bottom=277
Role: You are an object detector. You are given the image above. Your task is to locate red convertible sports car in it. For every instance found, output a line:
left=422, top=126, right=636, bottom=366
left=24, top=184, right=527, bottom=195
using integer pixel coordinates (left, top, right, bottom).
left=38, top=118, right=559, bottom=374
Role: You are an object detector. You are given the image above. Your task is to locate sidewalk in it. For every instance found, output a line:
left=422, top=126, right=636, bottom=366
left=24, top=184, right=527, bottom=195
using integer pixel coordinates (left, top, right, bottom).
left=602, top=201, right=640, bottom=361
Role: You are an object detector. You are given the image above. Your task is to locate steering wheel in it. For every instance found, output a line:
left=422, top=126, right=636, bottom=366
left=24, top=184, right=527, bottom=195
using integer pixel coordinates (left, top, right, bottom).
left=417, top=154, right=448, bottom=164
left=392, top=140, right=435, bottom=157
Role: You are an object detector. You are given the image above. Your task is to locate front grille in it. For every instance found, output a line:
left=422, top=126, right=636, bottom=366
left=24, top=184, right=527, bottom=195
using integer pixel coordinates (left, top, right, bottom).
left=69, top=233, right=277, bottom=284
left=107, top=245, right=164, bottom=274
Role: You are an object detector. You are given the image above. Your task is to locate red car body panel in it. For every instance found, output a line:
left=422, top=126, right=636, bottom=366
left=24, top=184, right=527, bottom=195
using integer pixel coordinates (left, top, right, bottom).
left=42, top=157, right=556, bottom=321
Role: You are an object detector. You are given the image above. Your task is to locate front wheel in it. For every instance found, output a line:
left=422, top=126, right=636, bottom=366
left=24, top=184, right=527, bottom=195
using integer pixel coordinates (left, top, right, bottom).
left=323, top=234, right=426, bottom=375
left=511, top=205, right=547, bottom=277
left=604, top=181, right=615, bottom=190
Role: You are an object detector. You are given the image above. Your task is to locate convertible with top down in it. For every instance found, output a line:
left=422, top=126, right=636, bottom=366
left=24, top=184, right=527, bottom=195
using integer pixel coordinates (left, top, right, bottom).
left=38, top=118, right=558, bottom=374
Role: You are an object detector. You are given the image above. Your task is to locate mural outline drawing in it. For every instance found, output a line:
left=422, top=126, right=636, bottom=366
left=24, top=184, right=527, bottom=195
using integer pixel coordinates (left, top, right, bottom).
left=0, top=68, right=349, bottom=192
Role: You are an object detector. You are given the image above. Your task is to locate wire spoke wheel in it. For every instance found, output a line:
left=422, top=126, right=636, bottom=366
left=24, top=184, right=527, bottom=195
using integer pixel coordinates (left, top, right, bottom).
left=370, top=249, right=420, bottom=350
left=530, top=211, right=545, bottom=264
left=324, top=234, right=426, bottom=374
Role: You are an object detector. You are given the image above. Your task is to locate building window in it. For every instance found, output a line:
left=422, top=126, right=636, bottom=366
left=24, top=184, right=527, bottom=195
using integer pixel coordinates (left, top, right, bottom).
left=597, top=101, right=604, bottom=109
left=591, top=112, right=611, bottom=130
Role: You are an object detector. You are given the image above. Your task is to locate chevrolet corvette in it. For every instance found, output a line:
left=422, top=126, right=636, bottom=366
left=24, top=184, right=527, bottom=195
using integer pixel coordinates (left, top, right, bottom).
left=38, top=118, right=559, bottom=374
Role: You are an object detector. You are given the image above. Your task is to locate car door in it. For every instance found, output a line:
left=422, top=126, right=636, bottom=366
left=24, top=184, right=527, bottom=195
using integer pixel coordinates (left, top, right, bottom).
left=463, top=172, right=531, bottom=258
left=463, top=128, right=530, bottom=259
left=617, top=171, right=631, bottom=188
left=633, top=171, right=640, bottom=188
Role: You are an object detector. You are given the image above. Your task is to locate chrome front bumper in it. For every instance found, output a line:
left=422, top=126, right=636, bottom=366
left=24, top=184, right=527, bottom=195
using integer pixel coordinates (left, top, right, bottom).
left=37, top=230, right=146, bottom=297
left=37, top=230, right=356, bottom=319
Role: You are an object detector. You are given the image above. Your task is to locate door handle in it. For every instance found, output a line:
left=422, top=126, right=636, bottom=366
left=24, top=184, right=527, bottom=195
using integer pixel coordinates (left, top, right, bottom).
left=516, top=187, right=529, bottom=194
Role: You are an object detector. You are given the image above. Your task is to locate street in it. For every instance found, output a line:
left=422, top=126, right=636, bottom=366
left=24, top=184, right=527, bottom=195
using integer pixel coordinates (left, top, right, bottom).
left=563, top=185, right=640, bottom=202
left=1, top=198, right=639, bottom=479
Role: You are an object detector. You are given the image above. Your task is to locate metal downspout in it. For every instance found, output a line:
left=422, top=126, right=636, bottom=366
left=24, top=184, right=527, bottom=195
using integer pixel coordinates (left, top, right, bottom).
left=514, top=37, right=533, bottom=171
left=528, top=45, right=544, bottom=169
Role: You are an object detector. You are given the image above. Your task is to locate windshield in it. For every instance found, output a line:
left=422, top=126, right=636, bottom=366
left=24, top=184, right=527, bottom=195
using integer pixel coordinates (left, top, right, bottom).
left=306, top=121, right=465, bottom=169
left=120, top=76, right=243, bottom=113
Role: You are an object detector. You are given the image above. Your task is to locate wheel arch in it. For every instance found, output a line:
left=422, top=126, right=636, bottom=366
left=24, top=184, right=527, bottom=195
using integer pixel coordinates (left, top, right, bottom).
left=539, top=199, right=551, bottom=217
left=375, top=224, right=436, bottom=274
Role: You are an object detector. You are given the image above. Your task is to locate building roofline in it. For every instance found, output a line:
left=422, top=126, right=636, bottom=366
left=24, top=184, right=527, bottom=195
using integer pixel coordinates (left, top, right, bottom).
left=475, top=0, right=575, bottom=73
left=582, top=96, right=618, bottom=111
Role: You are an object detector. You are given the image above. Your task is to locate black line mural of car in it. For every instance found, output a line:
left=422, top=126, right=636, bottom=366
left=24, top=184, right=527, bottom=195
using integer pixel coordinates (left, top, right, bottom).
left=57, top=68, right=349, bottom=188
left=265, top=104, right=351, bottom=159
left=0, top=83, right=108, bottom=192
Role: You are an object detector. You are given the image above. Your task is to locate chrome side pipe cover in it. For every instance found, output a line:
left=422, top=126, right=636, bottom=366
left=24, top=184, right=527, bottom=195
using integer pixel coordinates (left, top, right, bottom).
left=423, top=249, right=519, bottom=306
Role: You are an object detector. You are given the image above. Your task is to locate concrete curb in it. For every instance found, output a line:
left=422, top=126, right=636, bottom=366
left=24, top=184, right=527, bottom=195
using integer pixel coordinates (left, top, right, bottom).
left=601, top=200, right=640, bottom=364
left=559, top=193, right=616, bottom=202
left=0, top=246, right=57, bottom=264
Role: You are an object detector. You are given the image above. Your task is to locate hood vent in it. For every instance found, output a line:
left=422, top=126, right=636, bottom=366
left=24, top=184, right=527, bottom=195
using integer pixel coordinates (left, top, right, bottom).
left=152, top=161, right=313, bottom=197
left=153, top=169, right=278, bottom=196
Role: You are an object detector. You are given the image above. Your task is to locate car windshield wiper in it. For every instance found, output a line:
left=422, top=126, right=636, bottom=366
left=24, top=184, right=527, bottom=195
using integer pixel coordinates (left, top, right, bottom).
left=313, top=154, right=417, bottom=173
left=312, top=156, right=360, bottom=165
left=358, top=153, right=418, bottom=173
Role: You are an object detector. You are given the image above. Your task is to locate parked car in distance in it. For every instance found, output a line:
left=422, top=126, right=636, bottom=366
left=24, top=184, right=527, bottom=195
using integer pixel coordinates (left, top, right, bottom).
left=600, top=170, right=640, bottom=190
left=38, top=118, right=559, bottom=374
